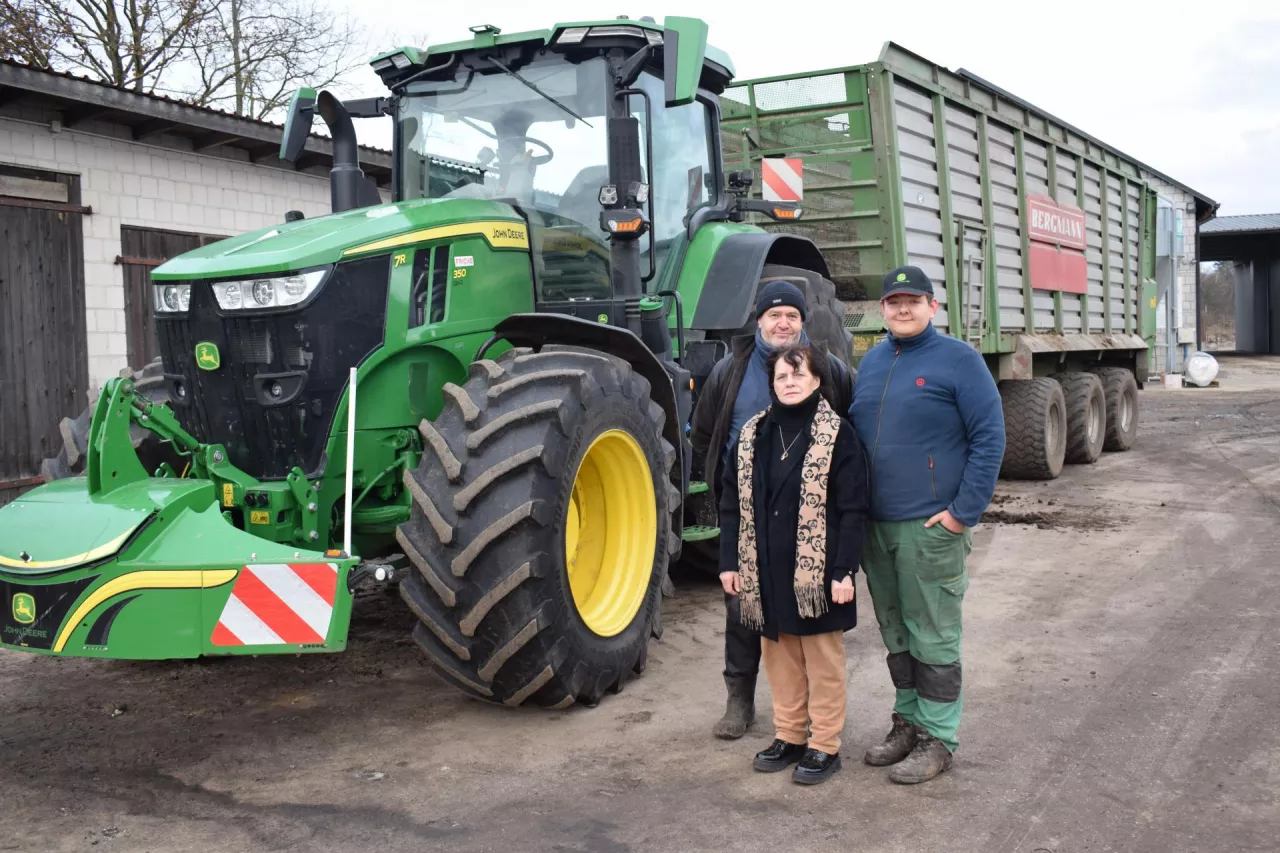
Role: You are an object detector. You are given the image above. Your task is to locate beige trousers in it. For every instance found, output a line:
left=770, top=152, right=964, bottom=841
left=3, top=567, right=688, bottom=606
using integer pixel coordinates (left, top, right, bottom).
left=760, top=631, right=847, bottom=755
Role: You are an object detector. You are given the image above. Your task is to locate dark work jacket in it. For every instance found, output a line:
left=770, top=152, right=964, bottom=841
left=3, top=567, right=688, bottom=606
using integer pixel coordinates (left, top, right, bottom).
left=691, top=334, right=855, bottom=513
left=718, top=391, right=870, bottom=640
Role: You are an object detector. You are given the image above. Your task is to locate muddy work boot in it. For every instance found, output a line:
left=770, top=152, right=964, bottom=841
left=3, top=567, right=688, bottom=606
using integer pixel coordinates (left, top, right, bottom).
left=712, top=674, right=756, bottom=739
left=863, top=712, right=917, bottom=766
left=888, top=729, right=954, bottom=784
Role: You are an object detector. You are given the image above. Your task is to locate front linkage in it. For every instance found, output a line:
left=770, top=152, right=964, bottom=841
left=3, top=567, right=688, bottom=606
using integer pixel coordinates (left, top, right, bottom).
left=90, top=376, right=325, bottom=549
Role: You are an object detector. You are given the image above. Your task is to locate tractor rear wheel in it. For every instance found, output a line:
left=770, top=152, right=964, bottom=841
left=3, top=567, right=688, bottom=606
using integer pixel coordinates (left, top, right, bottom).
left=397, top=346, right=677, bottom=707
left=39, top=358, right=179, bottom=481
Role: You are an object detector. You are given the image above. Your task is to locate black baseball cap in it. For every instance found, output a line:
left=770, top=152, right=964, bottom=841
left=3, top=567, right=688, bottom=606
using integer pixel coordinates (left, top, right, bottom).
left=882, top=265, right=935, bottom=299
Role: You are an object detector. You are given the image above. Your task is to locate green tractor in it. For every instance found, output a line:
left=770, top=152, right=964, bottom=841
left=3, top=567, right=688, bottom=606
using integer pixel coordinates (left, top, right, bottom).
left=0, top=16, right=850, bottom=707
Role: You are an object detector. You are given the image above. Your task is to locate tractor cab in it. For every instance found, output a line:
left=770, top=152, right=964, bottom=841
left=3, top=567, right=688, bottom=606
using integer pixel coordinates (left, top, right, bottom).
left=383, top=22, right=732, bottom=306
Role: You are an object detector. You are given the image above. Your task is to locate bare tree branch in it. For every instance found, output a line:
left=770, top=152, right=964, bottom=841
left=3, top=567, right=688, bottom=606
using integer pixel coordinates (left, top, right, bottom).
left=183, top=0, right=368, bottom=120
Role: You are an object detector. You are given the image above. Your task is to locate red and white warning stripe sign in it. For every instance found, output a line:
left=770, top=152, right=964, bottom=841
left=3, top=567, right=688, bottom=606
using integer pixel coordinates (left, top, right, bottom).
left=762, top=158, right=804, bottom=202
left=211, top=563, right=338, bottom=647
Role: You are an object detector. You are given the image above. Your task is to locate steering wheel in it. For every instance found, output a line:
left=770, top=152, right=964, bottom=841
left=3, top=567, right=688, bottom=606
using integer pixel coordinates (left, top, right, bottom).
left=510, top=136, right=553, bottom=166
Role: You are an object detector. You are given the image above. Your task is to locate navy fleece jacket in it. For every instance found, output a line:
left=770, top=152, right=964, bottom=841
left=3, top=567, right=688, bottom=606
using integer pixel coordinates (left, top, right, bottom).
left=849, top=324, right=1005, bottom=527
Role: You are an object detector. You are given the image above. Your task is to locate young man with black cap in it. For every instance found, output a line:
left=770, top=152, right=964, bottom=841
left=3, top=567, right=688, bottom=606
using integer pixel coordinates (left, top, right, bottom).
left=690, top=278, right=855, bottom=740
left=848, top=265, right=1005, bottom=783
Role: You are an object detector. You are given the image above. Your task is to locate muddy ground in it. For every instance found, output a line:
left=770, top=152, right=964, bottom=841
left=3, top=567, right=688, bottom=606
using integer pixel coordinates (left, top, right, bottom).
left=3, top=355, right=1278, bottom=853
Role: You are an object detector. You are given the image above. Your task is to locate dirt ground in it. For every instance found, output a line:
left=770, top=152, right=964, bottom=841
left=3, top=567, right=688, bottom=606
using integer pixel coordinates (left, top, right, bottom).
left=3, top=355, right=1278, bottom=853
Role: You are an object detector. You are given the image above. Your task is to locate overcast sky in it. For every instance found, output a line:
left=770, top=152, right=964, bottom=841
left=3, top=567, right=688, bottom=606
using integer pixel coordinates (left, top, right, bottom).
left=337, top=0, right=1279, bottom=217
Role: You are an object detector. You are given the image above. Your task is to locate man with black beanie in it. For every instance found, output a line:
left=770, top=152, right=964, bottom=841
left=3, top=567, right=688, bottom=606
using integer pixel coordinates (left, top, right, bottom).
left=690, top=278, right=855, bottom=739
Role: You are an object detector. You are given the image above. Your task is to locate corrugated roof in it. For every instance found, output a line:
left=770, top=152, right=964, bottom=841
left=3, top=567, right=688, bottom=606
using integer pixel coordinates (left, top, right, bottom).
left=0, top=58, right=391, bottom=158
left=1201, top=214, right=1280, bottom=235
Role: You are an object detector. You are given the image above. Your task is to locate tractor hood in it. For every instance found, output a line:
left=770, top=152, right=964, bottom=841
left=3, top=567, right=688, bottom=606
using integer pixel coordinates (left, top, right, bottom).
left=152, top=197, right=527, bottom=280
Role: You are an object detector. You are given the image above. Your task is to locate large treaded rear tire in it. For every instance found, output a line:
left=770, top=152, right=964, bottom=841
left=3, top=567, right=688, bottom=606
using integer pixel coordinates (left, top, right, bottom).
left=999, top=377, right=1067, bottom=480
left=1051, top=372, right=1106, bottom=465
left=396, top=346, right=677, bottom=708
left=1091, top=367, right=1139, bottom=452
left=39, top=358, right=178, bottom=481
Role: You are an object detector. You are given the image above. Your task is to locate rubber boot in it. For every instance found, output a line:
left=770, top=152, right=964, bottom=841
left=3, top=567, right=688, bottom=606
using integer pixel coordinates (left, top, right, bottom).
left=888, top=728, right=954, bottom=784
left=712, top=674, right=756, bottom=739
left=863, top=712, right=917, bottom=766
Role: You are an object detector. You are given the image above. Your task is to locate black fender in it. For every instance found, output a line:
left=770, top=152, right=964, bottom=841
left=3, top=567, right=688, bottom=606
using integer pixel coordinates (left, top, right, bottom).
left=690, top=232, right=830, bottom=330
left=484, top=313, right=689, bottom=540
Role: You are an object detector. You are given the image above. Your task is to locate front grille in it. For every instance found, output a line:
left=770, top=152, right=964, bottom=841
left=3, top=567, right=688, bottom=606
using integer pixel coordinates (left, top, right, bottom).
left=156, top=256, right=390, bottom=479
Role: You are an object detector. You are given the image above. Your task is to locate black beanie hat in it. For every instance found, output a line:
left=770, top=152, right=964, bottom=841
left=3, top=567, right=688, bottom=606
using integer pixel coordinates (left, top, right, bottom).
left=755, top=279, right=807, bottom=320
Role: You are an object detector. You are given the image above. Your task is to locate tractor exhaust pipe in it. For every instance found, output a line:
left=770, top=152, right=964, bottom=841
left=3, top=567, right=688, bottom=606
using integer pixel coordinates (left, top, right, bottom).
left=317, top=91, right=365, bottom=214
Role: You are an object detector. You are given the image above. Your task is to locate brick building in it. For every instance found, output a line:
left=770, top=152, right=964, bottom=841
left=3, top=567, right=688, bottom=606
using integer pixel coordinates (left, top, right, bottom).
left=0, top=61, right=390, bottom=502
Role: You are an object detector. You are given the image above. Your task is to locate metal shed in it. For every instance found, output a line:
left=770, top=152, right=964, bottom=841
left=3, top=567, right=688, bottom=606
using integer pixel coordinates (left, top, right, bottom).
left=1201, top=214, right=1280, bottom=354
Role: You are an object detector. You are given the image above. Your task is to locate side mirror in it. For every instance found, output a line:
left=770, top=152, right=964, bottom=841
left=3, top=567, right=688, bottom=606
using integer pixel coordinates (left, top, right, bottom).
left=662, top=16, right=708, bottom=107
left=280, top=87, right=318, bottom=163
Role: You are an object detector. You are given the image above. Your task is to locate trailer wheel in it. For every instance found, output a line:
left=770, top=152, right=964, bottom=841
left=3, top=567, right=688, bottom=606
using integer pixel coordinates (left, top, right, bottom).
left=1051, top=372, right=1106, bottom=465
left=1091, top=367, right=1139, bottom=452
left=397, top=346, right=676, bottom=708
left=39, top=358, right=179, bottom=481
left=999, top=377, right=1067, bottom=480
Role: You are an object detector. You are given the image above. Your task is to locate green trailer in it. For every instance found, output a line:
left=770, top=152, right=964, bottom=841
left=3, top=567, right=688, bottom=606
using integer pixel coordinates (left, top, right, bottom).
left=718, top=42, right=1185, bottom=479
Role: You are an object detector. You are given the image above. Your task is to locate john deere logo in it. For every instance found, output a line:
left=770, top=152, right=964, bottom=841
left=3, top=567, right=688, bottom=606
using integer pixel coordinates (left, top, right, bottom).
left=195, top=342, right=221, bottom=371
left=12, top=593, right=35, bottom=625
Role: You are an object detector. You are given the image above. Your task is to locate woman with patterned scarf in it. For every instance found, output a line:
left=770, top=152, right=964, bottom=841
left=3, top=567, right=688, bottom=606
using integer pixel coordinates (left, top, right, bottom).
left=718, top=342, right=869, bottom=785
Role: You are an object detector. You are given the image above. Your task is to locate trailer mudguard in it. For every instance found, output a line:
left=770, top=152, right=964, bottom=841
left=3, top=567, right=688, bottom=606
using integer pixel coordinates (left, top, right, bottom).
left=689, top=232, right=829, bottom=331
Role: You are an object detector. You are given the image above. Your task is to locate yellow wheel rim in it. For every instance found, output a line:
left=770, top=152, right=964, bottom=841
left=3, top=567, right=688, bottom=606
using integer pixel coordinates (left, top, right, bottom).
left=563, top=429, right=657, bottom=637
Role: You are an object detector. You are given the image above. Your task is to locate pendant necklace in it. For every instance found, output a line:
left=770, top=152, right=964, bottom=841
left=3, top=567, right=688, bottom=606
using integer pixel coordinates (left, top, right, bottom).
left=777, top=426, right=803, bottom=461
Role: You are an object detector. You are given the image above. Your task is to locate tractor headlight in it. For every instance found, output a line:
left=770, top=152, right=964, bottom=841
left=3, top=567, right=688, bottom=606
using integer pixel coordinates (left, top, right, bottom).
left=211, top=269, right=327, bottom=311
left=154, top=283, right=192, bottom=314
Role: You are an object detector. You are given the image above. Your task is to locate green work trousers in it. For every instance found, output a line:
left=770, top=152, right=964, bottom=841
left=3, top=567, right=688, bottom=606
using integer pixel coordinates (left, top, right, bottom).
left=862, top=518, right=970, bottom=753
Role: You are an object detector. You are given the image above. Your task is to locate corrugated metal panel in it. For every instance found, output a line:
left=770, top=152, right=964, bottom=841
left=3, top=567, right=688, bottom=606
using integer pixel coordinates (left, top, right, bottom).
left=893, top=80, right=948, bottom=330
left=985, top=120, right=1025, bottom=331
left=729, top=48, right=1171, bottom=351
left=1201, top=213, right=1280, bottom=234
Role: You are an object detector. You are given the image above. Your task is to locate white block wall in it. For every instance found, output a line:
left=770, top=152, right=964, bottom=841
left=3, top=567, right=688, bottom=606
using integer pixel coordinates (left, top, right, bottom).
left=0, top=114, right=333, bottom=391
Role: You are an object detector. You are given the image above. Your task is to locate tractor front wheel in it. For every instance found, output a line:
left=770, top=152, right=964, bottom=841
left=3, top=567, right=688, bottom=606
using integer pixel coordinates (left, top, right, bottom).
left=396, top=346, right=676, bottom=707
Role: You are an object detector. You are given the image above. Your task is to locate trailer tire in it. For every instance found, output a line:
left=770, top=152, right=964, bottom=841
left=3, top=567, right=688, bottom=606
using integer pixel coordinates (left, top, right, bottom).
left=723, top=265, right=853, bottom=362
left=999, top=377, right=1066, bottom=480
left=397, top=346, right=677, bottom=708
left=39, top=358, right=178, bottom=481
left=1091, top=367, right=1139, bottom=452
left=1051, top=372, right=1106, bottom=465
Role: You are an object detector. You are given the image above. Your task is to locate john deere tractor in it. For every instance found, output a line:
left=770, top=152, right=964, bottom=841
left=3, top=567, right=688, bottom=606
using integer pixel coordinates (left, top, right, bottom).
left=0, top=16, right=849, bottom=707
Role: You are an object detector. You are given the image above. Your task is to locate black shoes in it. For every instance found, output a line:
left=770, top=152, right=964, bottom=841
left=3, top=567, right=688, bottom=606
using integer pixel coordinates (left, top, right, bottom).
left=752, top=738, right=806, bottom=772
left=863, top=712, right=918, bottom=766
left=792, top=748, right=842, bottom=785
left=887, top=729, right=953, bottom=784
left=713, top=675, right=757, bottom=740
left=753, top=740, right=842, bottom=784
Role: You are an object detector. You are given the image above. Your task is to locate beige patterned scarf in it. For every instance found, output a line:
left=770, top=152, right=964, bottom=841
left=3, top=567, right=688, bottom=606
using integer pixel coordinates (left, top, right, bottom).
left=735, top=396, right=841, bottom=631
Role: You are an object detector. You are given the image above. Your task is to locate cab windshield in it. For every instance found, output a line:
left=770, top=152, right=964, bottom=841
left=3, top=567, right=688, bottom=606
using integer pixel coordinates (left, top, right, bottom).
left=398, top=56, right=610, bottom=236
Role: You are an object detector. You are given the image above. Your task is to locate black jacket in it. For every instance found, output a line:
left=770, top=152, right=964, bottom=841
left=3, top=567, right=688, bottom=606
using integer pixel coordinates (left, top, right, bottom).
left=718, top=392, right=870, bottom=640
left=690, top=334, right=854, bottom=512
